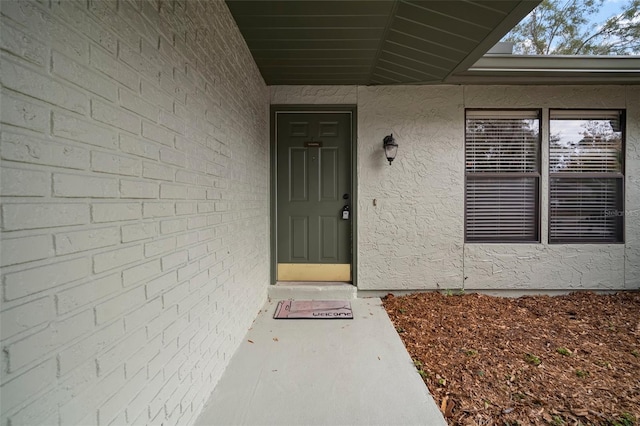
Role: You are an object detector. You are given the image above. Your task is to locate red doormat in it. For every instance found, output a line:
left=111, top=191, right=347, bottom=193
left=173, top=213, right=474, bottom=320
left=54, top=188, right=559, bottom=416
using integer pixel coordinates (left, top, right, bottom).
left=273, top=300, right=353, bottom=319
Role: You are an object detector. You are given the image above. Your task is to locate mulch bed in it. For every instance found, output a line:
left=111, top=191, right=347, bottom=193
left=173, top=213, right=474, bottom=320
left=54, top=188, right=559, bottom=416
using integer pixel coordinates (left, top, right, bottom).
left=383, top=291, right=640, bottom=425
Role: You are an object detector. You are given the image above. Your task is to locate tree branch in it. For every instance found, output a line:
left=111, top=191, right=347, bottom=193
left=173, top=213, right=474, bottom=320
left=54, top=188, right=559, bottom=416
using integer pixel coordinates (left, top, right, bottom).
left=574, top=13, right=623, bottom=54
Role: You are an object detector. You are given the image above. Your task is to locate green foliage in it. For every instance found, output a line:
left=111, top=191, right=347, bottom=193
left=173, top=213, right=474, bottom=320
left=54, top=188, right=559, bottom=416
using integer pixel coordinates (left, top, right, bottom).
left=575, top=369, right=589, bottom=378
left=556, top=347, right=571, bottom=356
left=418, top=369, right=430, bottom=379
left=524, top=353, right=542, bottom=366
left=611, top=412, right=636, bottom=426
left=443, top=288, right=466, bottom=296
left=412, top=358, right=430, bottom=379
left=504, top=0, right=640, bottom=55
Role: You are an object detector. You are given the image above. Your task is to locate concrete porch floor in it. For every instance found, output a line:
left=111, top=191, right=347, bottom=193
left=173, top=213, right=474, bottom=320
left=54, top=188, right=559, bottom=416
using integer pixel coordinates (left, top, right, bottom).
left=195, top=298, right=446, bottom=426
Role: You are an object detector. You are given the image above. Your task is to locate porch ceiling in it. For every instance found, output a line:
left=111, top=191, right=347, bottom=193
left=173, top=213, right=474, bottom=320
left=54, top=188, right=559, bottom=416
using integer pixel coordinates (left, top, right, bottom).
left=225, top=0, right=541, bottom=85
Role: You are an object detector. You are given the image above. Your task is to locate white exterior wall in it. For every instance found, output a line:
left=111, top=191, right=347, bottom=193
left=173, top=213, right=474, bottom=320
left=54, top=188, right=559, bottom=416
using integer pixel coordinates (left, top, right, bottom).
left=625, top=90, right=640, bottom=287
left=357, top=86, right=465, bottom=290
left=271, top=84, right=640, bottom=291
left=0, top=1, right=269, bottom=425
left=463, top=86, right=632, bottom=290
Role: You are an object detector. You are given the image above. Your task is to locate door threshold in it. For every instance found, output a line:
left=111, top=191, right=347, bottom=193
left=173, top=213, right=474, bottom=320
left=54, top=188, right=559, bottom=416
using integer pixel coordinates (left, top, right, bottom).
left=269, top=282, right=357, bottom=300
left=275, top=281, right=353, bottom=287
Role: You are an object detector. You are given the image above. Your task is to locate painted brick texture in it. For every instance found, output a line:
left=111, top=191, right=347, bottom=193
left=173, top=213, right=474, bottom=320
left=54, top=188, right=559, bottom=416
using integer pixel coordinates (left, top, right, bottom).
left=0, top=1, right=269, bottom=425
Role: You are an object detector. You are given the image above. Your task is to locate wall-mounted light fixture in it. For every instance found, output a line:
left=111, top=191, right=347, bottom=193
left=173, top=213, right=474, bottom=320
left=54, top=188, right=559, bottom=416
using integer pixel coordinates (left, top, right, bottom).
left=383, top=134, right=398, bottom=165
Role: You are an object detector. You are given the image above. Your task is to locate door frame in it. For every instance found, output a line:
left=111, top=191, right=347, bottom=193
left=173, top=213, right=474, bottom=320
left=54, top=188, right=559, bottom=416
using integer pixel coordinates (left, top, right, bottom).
left=270, top=105, right=358, bottom=286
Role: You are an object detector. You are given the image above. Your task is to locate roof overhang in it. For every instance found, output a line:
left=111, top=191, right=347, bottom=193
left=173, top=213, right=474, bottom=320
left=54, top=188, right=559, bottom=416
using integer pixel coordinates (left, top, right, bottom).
left=226, top=0, right=541, bottom=85
left=446, top=55, right=640, bottom=84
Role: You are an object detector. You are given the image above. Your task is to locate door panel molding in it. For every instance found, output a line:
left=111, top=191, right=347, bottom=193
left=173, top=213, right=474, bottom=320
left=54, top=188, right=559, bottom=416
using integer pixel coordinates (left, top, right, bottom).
left=319, top=147, right=339, bottom=201
left=270, top=105, right=358, bottom=285
left=319, top=215, right=339, bottom=262
left=289, top=148, right=308, bottom=201
left=289, top=216, right=309, bottom=261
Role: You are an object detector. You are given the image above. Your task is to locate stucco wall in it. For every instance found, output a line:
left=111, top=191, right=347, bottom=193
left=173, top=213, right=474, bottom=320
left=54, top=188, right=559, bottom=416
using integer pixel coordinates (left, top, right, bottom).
left=357, top=86, right=465, bottom=290
left=270, top=84, right=639, bottom=291
left=463, top=86, right=631, bottom=290
left=625, top=89, right=640, bottom=288
left=270, top=85, right=358, bottom=105
left=0, top=1, right=269, bottom=425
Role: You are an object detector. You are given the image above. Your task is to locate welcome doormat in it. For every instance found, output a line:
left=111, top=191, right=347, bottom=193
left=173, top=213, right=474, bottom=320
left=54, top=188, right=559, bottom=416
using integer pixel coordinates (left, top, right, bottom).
left=273, top=300, right=353, bottom=319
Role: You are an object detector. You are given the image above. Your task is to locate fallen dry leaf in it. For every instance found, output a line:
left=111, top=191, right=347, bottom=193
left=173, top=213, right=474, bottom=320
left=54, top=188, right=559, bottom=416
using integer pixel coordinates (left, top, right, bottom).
left=572, top=408, right=589, bottom=417
left=383, top=292, right=640, bottom=425
left=441, top=396, right=449, bottom=414
left=445, top=399, right=455, bottom=418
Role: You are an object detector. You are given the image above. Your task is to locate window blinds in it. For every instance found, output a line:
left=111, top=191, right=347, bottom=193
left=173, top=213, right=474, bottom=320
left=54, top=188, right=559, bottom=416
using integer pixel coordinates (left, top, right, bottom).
left=549, top=178, right=622, bottom=242
left=549, top=110, right=624, bottom=243
left=466, top=178, right=539, bottom=241
left=465, top=110, right=540, bottom=242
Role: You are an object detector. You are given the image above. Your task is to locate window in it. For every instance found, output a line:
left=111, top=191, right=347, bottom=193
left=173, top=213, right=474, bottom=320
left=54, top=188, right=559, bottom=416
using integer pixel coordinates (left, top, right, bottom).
left=465, top=110, right=540, bottom=242
left=549, top=110, right=624, bottom=243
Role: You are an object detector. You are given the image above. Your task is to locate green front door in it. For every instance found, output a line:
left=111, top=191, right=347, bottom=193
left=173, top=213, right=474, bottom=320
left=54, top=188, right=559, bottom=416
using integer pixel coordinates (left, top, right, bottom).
left=276, top=112, right=352, bottom=281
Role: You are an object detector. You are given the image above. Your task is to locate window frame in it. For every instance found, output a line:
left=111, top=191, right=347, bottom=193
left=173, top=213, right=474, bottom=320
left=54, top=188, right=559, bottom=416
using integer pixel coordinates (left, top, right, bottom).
left=548, top=109, right=626, bottom=244
left=464, top=108, right=542, bottom=244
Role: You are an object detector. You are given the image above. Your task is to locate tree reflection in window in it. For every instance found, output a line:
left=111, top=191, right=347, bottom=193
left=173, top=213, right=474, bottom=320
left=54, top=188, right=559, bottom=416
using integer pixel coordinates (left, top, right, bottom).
left=550, top=116, right=622, bottom=174
left=549, top=110, right=624, bottom=243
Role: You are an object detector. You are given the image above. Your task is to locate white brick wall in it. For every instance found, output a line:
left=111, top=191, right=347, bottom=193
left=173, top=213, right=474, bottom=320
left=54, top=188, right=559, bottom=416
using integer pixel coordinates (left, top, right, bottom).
left=0, top=1, right=269, bottom=425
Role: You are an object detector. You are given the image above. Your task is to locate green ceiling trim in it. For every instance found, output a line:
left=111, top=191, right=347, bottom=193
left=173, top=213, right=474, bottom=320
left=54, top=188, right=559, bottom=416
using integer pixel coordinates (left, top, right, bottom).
left=225, top=0, right=542, bottom=85
left=446, top=0, right=543, bottom=79
left=367, top=0, right=400, bottom=86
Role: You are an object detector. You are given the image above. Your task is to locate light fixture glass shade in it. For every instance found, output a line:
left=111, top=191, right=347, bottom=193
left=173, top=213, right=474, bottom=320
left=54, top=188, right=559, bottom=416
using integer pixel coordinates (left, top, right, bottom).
left=383, top=134, right=398, bottom=165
